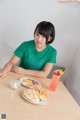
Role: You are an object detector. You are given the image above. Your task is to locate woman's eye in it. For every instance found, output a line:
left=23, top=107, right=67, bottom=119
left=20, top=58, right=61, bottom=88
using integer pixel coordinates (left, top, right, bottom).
left=36, top=33, right=39, bottom=36
left=42, top=35, right=45, bottom=38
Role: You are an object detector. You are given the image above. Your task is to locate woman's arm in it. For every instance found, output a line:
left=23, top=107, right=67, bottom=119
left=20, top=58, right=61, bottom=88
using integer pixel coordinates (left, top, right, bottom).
left=0, top=55, right=20, bottom=79
left=12, top=63, right=53, bottom=78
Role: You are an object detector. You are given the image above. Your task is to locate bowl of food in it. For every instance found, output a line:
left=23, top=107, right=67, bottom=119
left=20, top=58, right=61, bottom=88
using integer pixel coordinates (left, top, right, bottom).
left=19, top=77, right=42, bottom=88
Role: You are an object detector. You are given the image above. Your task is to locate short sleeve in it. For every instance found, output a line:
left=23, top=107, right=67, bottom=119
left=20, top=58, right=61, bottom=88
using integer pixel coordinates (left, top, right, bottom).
left=14, top=42, right=26, bottom=58
left=47, top=49, right=57, bottom=64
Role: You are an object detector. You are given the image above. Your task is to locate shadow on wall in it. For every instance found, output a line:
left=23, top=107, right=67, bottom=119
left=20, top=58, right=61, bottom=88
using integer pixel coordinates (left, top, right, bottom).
left=0, top=41, right=14, bottom=68
left=47, top=65, right=65, bottom=82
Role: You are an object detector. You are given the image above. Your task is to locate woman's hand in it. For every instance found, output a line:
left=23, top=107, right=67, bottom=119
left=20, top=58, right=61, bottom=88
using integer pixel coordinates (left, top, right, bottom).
left=0, top=70, right=7, bottom=79
left=11, top=66, right=25, bottom=75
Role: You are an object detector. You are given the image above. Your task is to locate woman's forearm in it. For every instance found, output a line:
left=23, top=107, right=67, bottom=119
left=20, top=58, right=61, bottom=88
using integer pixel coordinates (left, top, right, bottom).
left=23, top=63, right=53, bottom=78
left=2, top=62, right=13, bottom=73
left=12, top=66, right=48, bottom=78
left=12, top=63, right=53, bottom=78
left=24, top=69, right=48, bottom=78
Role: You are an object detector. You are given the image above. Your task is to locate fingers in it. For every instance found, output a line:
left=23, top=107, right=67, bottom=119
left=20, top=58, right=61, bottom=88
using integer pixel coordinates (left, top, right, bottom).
left=11, top=66, right=24, bottom=74
left=0, top=72, right=6, bottom=80
left=11, top=66, right=19, bottom=73
left=11, top=67, right=15, bottom=72
left=0, top=73, right=3, bottom=77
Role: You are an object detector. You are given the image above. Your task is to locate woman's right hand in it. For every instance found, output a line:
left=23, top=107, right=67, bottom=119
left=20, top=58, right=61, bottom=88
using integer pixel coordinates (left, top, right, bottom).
left=0, top=70, right=7, bottom=80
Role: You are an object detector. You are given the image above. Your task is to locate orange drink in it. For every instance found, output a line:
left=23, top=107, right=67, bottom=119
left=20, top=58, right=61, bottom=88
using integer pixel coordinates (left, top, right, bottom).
left=49, top=69, right=64, bottom=91
left=49, top=74, right=60, bottom=91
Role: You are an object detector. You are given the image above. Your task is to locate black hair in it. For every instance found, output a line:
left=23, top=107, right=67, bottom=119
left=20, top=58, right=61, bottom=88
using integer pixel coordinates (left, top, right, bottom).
left=34, top=21, right=55, bottom=44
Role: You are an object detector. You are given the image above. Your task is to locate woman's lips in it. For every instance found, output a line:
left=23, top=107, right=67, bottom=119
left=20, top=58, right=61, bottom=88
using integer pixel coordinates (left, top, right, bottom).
left=36, top=41, right=42, bottom=44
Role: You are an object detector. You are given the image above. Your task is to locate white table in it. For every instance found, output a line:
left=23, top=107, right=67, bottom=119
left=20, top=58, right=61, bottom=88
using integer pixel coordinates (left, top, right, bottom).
left=0, top=71, right=80, bottom=120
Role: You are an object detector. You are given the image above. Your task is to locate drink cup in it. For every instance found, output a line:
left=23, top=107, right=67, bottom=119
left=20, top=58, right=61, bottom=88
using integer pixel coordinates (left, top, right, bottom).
left=49, top=74, right=60, bottom=91
left=10, top=80, right=20, bottom=90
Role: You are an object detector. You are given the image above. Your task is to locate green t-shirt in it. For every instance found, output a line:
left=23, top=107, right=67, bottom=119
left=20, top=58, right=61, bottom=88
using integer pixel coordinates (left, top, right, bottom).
left=14, top=40, right=57, bottom=70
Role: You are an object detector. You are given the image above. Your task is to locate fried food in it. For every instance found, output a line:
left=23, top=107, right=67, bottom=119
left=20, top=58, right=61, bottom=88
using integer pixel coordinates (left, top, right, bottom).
left=24, top=79, right=33, bottom=85
left=23, top=85, right=47, bottom=103
left=34, top=86, right=47, bottom=101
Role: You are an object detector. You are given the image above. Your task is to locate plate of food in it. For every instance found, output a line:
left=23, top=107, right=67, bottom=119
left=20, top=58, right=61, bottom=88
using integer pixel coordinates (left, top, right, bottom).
left=19, top=77, right=42, bottom=89
left=22, top=86, right=48, bottom=105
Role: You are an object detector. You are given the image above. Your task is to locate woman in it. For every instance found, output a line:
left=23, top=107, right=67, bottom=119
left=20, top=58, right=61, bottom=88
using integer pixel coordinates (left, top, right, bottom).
left=0, top=21, right=57, bottom=79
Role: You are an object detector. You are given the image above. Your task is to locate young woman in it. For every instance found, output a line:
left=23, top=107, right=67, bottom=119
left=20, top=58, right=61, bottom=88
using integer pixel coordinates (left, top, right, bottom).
left=0, top=21, right=57, bottom=79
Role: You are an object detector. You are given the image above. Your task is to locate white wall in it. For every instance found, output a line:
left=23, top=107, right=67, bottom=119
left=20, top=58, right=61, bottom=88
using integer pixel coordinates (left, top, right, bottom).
left=0, top=0, right=80, bottom=105
left=65, top=44, right=80, bottom=105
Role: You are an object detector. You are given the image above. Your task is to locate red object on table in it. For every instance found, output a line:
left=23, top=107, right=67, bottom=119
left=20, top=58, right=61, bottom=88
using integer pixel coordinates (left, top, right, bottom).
left=49, top=73, right=60, bottom=91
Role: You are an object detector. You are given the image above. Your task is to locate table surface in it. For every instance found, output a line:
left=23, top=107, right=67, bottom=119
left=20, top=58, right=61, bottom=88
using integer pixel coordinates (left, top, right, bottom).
left=0, top=71, right=80, bottom=120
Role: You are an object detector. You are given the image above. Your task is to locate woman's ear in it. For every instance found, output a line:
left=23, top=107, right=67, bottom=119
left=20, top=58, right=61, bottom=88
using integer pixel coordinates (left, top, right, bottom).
left=48, top=36, right=52, bottom=42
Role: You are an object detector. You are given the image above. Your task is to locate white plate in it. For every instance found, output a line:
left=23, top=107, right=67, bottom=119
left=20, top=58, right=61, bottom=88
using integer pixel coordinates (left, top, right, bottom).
left=19, top=77, right=42, bottom=89
left=22, top=91, right=48, bottom=105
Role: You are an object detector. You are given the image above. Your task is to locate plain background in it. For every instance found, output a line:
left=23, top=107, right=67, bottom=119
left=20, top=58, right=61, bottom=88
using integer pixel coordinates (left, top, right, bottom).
left=0, top=0, right=80, bottom=105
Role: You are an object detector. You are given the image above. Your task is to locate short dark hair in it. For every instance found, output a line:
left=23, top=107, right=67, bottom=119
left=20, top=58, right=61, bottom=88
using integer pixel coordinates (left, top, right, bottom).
left=34, top=21, right=55, bottom=44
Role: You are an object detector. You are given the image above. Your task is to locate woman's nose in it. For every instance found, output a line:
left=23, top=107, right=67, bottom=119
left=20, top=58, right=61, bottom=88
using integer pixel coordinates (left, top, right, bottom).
left=38, top=36, right=42, bottom=41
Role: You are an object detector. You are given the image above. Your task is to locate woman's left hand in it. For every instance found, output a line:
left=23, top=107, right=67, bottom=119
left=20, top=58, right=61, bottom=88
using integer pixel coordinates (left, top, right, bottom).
left=11, top=66, right=25, bottom=74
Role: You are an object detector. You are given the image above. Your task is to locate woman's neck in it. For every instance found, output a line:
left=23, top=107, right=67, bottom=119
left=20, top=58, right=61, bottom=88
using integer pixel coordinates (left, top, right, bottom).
left=35, top=45, right=46, bottom=52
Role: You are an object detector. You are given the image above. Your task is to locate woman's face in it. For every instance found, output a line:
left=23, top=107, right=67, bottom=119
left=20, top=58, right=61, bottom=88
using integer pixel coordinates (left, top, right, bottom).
left=34, top=32, right=46, bottom=49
